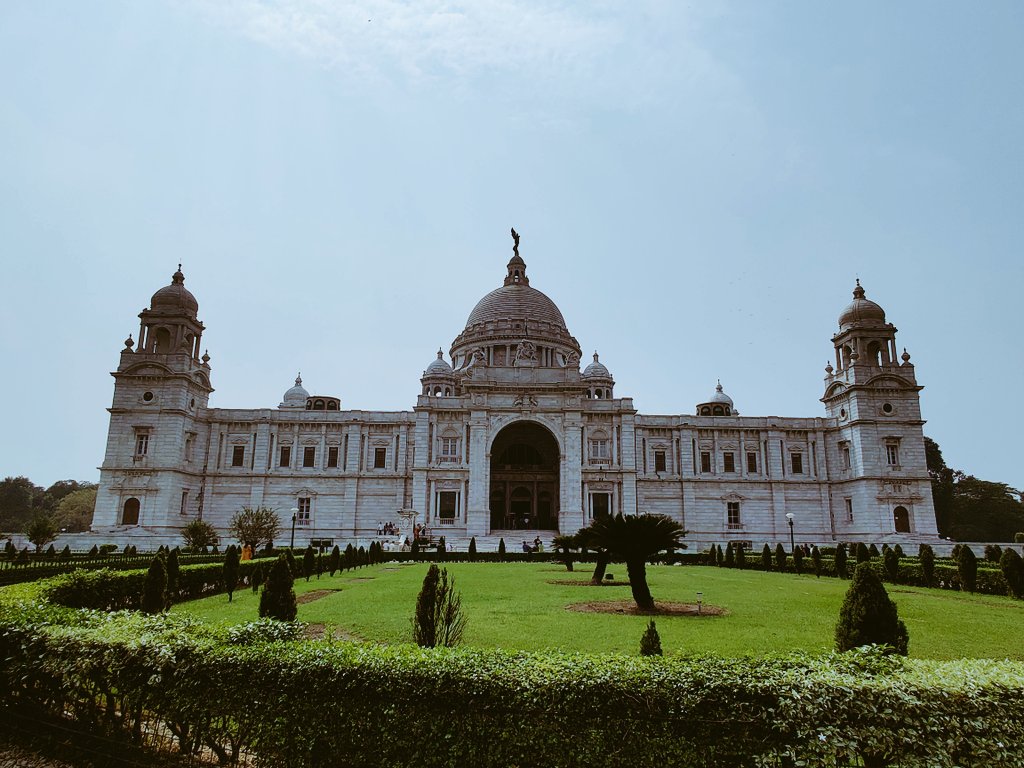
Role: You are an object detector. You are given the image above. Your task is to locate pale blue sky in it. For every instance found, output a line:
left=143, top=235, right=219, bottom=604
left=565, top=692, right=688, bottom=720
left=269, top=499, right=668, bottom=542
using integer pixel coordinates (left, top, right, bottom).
left=1, top=1, right=1021, bottom=490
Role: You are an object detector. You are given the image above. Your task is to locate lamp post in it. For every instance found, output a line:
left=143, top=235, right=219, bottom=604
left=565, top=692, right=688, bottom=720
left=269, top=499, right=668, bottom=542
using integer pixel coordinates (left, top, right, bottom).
left=290, top=507, right=299, bottom=550
left=696, top=591, right=703, bottom=615
left=785, top=512, right=795, bottom=554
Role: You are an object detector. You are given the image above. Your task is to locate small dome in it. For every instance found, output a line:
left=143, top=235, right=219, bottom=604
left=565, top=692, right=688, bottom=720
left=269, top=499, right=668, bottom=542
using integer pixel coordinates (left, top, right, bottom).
left=582, top=352, right=611, bottom=379
left=425, top=349, right=454, bottom=376
left=151, top=266, right=199, bottom=315
left=709, top=380, right=733, bottom=406
left=279, top=373, right=309, bottom=408
left=838, top=280, right=885, bottom=330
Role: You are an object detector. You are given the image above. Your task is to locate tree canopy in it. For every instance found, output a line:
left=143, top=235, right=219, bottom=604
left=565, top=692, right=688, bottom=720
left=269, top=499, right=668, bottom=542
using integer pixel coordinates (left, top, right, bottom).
left=229, top=506, right=282, bottom=552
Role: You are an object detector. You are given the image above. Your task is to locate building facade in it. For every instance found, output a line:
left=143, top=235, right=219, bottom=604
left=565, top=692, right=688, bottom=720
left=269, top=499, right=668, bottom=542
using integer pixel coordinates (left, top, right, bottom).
left=92, top=244, right=938, bottom=548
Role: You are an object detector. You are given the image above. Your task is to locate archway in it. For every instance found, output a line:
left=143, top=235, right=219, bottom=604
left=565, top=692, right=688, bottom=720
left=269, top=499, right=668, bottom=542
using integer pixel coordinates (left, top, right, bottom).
left=122, top=497, right=140, bottom=526
left=489, top=421, right=559, bottom=531
left=893, top=506, right=910, bottom=533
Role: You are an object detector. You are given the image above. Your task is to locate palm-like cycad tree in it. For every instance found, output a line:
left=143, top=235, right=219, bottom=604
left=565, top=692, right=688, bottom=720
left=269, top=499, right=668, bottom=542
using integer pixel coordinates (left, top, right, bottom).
left=586, top=513, right=687, bottom=611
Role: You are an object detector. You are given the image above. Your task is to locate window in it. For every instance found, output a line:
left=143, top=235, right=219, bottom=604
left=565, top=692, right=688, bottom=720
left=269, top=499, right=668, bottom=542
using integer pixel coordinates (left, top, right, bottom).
left=297, top=497, right=311, bottom=526
left=303, top=446, right=316, bottom=468
left=134, top=432, right=149, bottom=457
left=723, top=452, right=735, bottom=473
left=791, top=452, right=803, bottom=474
left=279, top=446, right=291, bottom=468
left=654, top=450, right=666, bottom=473
left=122, top=497, right=140, bottom=526
left=700, top=451, right=712, bottom=473
left=886, top=443, right=900, bottom=466
left=746, top=452, right=757, bottom=473
left=441, top=437, right=459, bottom=461
left=590, top=439, right=610, bottom=461
left=373, top=447, right=387, bottom=469
left=845, top=498, right=853, bottom=522
left=327, top=446, right=339, bottom=468
left=180, top=490, right=188, bottom=516
left=842, top=445, right=851, bottom=470
left=591, top=492, right=611, bottom=519
left=727, top=501, right=741, bottom=529
left=438, top=491, right=458, bottom=521
left=184, top=436, right=194, bottom=462
left=231, top=445, right=245, bottom=467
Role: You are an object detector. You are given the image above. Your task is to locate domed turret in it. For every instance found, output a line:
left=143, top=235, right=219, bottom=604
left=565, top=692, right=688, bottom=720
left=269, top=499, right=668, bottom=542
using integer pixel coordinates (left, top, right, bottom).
left=135, top=265, right=205, bottom=359
left=697, top=381, right=736, bottom=416
left=582, top=352, right=614, bottom=399
left=279, top=373, right=309, bottom=409
left=150, top=265, right=199, bottom=316
left=831, top=281, right=899, bottom=371
left=838, top=280, right=886, bottom=331
left=421, top=349, right=456, bottom=397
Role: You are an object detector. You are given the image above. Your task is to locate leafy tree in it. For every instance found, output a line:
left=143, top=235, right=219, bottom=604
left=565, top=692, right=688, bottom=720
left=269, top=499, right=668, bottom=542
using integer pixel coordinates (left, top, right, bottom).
left=761, top=543, right=772, bottom=570
left=774, top=543, right=787, bottom=572
left=792, top=546, right=803, bottom=575
left=551, top=534, right=577, bottom=572
left=25, top=515, right=57, bottom=553
left=0, top=476, right=45, bottom=531
left=141, top=555, right=167, bottom=614
left=52, top=487, right=97, bottom=532
left=585, top=513, right=687, bottom=611
left=229, top=506, right=282, bottom=553
left=303, top=545, right=315, bottom=582
left=182, top=519, right=219, bottom=551
left=883, top=548, right=899, bottom=582
left=224, top=545, right=241, bottom=601
left=497, top=538, right=506, bottom=555
left=735, top=543, right=746, bottom=569
left=724, top=542, right=735, bottom=567
left=811, top=545, right=822, bottom=578
left=919, top=543, right=935, bottom=586
left=575, top=525, right=611, bottom=585
left=640, top=619, right=663, bottom=656
left=328, top=545, right=341, bottom=576
left=165, top=548, right=181, bottom=608
left=259, top=554, right=298, bottom=621
left=412, top=564, right=468, bottom=648
left=835, top=563, right=908, bottom=655
left=999, top=548, right=1024, bottom=599
left=957, top=545, right=977, bottom=593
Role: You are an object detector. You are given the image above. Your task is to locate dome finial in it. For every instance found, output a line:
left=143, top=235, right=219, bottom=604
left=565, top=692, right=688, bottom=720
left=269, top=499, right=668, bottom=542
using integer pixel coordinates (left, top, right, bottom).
left=593, top=351, right=599, bottom=362
left=437, top=348, right=444, bottom=359
left=716, top=378, right=723, bottom=392
left=511, top=227, right=520, bottom=257
left=295, top=372, right=302, bottom=386
left=852, top=278, right=865, bottom=299
left=504, top=230, right=529, bottom=286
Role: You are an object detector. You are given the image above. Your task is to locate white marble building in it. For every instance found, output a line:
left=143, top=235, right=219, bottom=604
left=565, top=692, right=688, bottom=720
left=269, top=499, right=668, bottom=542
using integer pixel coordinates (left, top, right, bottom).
left=92, top=241, right=938, bottom=549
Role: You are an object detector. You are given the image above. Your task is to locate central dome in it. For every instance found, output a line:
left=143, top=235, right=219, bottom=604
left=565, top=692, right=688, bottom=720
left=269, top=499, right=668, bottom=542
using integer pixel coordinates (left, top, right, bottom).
left=466, top=284, right=567, bottom=329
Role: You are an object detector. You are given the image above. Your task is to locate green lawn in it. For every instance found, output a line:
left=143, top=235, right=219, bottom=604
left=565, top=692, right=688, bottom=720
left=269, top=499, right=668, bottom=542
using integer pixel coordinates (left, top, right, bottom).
left=171, top=562, right=1024, bottom=659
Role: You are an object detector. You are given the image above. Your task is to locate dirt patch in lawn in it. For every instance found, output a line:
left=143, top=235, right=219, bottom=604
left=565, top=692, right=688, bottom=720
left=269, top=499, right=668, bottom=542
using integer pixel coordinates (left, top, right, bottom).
left=296, top=589, right=342, bottom=605
left=566, top=600, right=726, bottom=617
left=303, top=623, right=365, bottom=642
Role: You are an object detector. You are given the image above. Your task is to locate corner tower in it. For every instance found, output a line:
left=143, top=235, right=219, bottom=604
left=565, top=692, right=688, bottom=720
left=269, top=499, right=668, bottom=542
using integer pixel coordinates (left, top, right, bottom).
left=93, top=268, right=214, bottom=535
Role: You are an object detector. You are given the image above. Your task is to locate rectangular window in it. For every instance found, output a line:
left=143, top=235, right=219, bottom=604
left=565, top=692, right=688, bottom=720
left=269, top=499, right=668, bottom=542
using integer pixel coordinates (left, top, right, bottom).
left=374, top=447, right=387, bottom=469
left=791, top=452, right=804, bottom=474
left=727, top=501, right=741, bottom=529
left=590, top=439, right=610, bottom=460
left=591, top=492, right=610, bottom=519
left=180, top=490, right=188, bottom=516
left=184, top=436, right=194, bottom=462
left=231, top=445, right=245, bottom=467
left=297, top=497, right=311, bottom=526
left=303, top=446, right=316, bottom=468
left=723, top=452, right=735, bottom=473
left=279, top=446, right=291, bottom=468
left=845, top=497, right=854, bottom=522
left=746, top=451, right=757, bottom=473
left=327, top=446, right=339, bottom=468
left=654, top=450, right=667, bottom=473
left=134, top=433, right=149, bottom=457
left=886, top=443, right=900, bottom=466
left=842, top=445, right=851, bottom=470
left=700, top=451, right=712, bottom=473
left=440, top=437, right=459, bottom=461
left=438, top=491, right=458, bottom=521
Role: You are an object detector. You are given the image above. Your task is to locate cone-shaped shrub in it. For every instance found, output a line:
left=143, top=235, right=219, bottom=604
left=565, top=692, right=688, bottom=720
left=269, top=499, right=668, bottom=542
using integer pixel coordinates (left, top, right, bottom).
left=329, top=545, right=341, bottom=576
left=411, top=539, right=420, bottom=557
left=59, top=544, right=71, bottom=562
left=165, top=548, right=180, bottom=609
left=224, top=545, right=241, bottom=601
left=856, top=542, right=869, bottom=563
left=811, top=546, right=822, bottom=578
left=640, top=619, right=663, bottom=656
left=919, top=543, right=934, bottom=586
left=412, top=564, right=467, bottom=648
left=89, top=544, right=99, bottom=557
left=285, top=548, right=298, bottom=577
left=344, top=543, right=355, bottom=570
left=724, top=542, right=735, bottom=567
left=868, top=543, right=880, bottom=559
left=957, top=545, right=977, bottom=593
left=141, top=554, right=167, bottom=614
left=303, top=545, right=315, bottom=582
left=498, top=538, right=506, bottom=555
left=735, top=543, right=746, bottom=569
left=984, top=544, right=1003, bottom=563
left=883, top=548, right=899, bottom=582
left=792, top=546, right=803, bottom=574
left=835, top=562, right=908, bottom=655
left=761, top=543, right=772, bottom=570
left=774, top=543, right=787, bottom=572
left=259, top=554, right=297, bottom=621
left=999, top=548, right=1024, bottom=599
left=715, top=545, right=724, bottom=567
left=894, top=543, right=905, bottom=558
left=835, top=543, right=848, bottom=579
left=251, top=562, right=264, bottom=594
left=468, top=537, right=477, bottom=560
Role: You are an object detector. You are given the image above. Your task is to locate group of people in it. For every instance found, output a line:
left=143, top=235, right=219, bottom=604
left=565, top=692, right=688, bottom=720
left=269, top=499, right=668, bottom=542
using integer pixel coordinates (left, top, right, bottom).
left=376, top=521, right=400, bottom=536
left=522, top=537, right=545, bottom=553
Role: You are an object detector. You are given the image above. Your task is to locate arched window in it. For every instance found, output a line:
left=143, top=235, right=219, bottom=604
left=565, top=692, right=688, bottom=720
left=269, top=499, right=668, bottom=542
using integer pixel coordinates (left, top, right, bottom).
left=712, top=405, right=724, bottom=416
left=866, top=341, right=883, bottom=366
left=313, top=399, right=325, bottom=410
left=153, top=328, right=171, bottom=353
left=326, top=400, right=338, bottom=410
left=433, top=386, right=443, bottom=396
left=893, top=506, right=910, bottom=533
left=700, top=406, right=711, bottom=415
left=122, top=497, right=140, bottom=526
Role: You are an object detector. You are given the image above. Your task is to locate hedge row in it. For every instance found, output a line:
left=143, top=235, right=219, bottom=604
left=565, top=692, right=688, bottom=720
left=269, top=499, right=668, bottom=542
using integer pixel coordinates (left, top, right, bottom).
left=0, top=599, right=1022, bottom=768
left=0, top=552, right=267, bottom=587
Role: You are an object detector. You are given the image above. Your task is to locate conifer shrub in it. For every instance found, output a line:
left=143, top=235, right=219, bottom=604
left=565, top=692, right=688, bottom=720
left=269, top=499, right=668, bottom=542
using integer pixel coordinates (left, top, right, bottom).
left=15, top=548, right=29, bottom=566
left=984, top=544, right=1003, bottom=563
left=329, top=545, right=341, bottom=576
left=251, top=562, right=264, bottom=594
left=165, top=548, right=181, bottom=608
left=919, top=543, right=935, bottom=586
left=357, top=546, right=367, bottom=567
left=792, top=546, right=803, bottom=574
left=303, top=545, right=315, bottom=582
left=868, top=543, right=879, bottom=559
left=761, top=543, right=772, bottom=570
left=468, top=537, right=477, bottom=561
left=811, top=546, right=822, bottom=578
left=639, top=619, right=663, bottom=656
left=883, top=548, right=899, bottom=582
left=345, top=543, right=355, bottom=570
left=856, top=542, right=869, bottom=563
left=724, top=542, right=735, bottom=567
left=141, top=555, right=167, bottom=614
left=224, top=545, right=241, bottom=601
left=412, top=563, right=467, bottom=648
left=285, top=548, right=298, bottom=577
left=999, top=548, right=1024, bottom=599
left=59, top=544, right=71, bottom=562
left=411, top=539, right=420, bottom=557
left=774, top=543, right=787, bottom=572
left=957, top=545, right=978, bottom=593
left=259, top=554, right=298, bottom=622
left=88, top=544, right=99, bottom=557
left=735, top=543, right=746, bottom=569
left=894, top=543, right=905, bottom=558
left=835, top=562, right=908, bottom=655
left=835, top=542, right=848, bottom=579
left=498, top=538, right=506, bottom=555
left=45, top=544, right=56, bottom=558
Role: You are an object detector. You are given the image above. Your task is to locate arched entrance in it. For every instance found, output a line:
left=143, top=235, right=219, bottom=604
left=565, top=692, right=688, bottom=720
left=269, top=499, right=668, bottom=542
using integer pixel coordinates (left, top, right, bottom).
left=893, top=506, right=910, bottom=533
left=489, top=421, right=559, bottom=530
left=122, top=497, right=140, bottom=526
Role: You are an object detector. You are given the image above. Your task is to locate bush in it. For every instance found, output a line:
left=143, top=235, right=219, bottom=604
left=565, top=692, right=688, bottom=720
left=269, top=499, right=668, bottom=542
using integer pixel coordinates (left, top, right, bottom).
left=468, top=537, right=477, bottom=561
left=412, top=564, right=467, bottom=648
left=724, top=542, right=735, bottom=568
left=792, top=547, right=803, bottom=575
left=1015, top=532, right=1024, bottom=543
left=141, top=555, right=167, bottom=615
left=984, top=544, right=1003, bottom=563
left=856, top=542, right=869, bottom=563
left=774, top=544, right=787, bottom=572
left=883, top=548, right=900, bottom=583
left=165, top=548, right=180, bottom=608
left=835, top=543, right=848, bottom=579
left=835, top=563, right=909, bottom=656
left=894, top=544, right=904, bottom=558
left=303, top=545, right=316, bottom=582
left=497, top=538, right=506, bottom=555
left=999, top=548, right=1024, bottom=599
left=810, top=546, right=822, bottom=578
left=957, top=546, right=978, bottom=593
left=251, top=562, right=264, bottom=594
left=868, top=543, right=879, bottom=560
left=759, top=543, right=771, bottom=571
left=224, top=545, right=241, bottom=601
left=329, top=545, right=341, bottom=576
left=639, top=619, right=662, bottom=656
left=259, top=555, right=297, bottom=622
left=919, top=544, right=935, bottom=586
left=735, top=543, right=746, bottom=569
left=59, top=544, right=71, bottom=562
left=226, top=618, right=304, bottom=645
